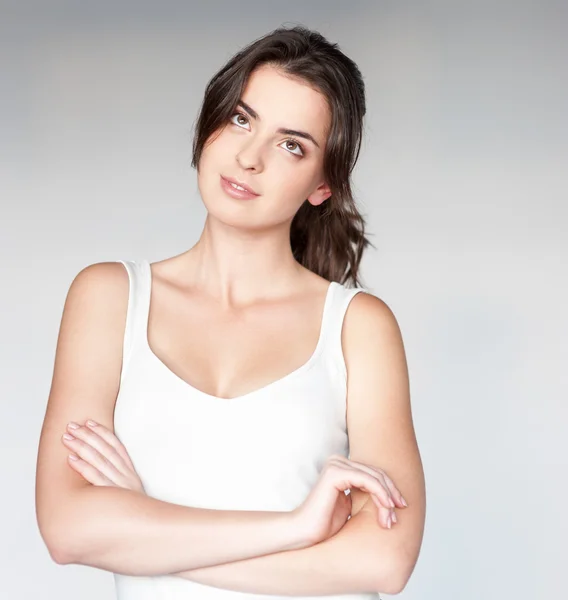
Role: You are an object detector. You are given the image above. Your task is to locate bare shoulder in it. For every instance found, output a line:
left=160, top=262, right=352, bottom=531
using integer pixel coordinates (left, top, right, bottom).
left=67, top=260, right=130, bottom=301
left=343, top=291, right=404, bottom=351
left=341, top=290, right=409, bottom=413
left=51, top=260, right=131, bottom=415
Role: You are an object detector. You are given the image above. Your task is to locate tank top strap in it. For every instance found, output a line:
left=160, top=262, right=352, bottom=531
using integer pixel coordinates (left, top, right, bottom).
left=321, top=281, right=368, bottom=380
left=116, top=259, right=152, bottom=385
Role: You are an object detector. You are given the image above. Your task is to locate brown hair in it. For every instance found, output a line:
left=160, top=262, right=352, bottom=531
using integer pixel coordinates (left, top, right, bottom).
left=191, top=24, right=375, bottom=288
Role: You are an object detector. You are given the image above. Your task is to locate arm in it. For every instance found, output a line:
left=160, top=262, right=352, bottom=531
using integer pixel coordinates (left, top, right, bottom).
left=343, top=292, right=426, bottom=592
left=171, top=292, right=426, bottom=596
left=35, top=263, right=310, bottom=576
left=47, top=486, right=306, bottom=575
left=174, top=506, right=399, bottom=596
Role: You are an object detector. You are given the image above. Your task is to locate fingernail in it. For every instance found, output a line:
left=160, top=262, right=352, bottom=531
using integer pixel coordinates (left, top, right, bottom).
left=68, top=453, right=79, bottom=461
left=68, top=422, right=80, bottom=429
left=86, top=420, right=98, bottom=427
left=401, top=497, right=408, bottom=507
left=63, top=433, right=75, bottom=440
left=391, top=511, right=397, bottom=523
left=389, top=498, right=395, bottom=508
left=387, top=516, right=392, bottom=529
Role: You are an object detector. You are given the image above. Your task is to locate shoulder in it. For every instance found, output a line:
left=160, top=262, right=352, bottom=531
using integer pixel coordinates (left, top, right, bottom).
left=344, top=290, right=401, bottom=334
left=61, top=261, right=131, bottom=332
left=53, top=261, right=133, bottom=393
left=342, top=290, right=406, bottom=371
left=65, top=261, right=129, bottom=305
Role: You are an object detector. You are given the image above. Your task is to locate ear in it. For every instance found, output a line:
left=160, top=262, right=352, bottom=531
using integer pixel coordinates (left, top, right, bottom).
left=306, top=180, right=332, bottom=207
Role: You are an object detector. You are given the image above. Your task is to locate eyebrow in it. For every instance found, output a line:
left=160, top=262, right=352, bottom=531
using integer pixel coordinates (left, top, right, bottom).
left=237, top=99, right=321, bottom=149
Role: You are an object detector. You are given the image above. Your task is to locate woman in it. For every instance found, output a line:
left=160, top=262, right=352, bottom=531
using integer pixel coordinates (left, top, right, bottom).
left=36, top=25, right=425, bottom=599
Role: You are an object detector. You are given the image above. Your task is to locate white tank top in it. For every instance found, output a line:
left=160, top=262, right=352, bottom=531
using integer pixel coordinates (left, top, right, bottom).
left=113, top=258, right=379, bottom=600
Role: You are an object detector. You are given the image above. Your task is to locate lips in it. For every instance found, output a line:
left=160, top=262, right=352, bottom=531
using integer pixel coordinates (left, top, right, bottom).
left=221, top=175, right=259, bottom=196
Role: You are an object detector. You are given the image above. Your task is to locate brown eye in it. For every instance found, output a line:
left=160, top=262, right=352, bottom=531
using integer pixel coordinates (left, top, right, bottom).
left=231, top=112, right=249, bottom=128
left=281, top=139, right=304, bottom=157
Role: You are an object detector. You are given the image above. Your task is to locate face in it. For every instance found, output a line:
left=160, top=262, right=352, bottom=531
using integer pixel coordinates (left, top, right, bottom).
left=197, top=64, right=332, bottom=230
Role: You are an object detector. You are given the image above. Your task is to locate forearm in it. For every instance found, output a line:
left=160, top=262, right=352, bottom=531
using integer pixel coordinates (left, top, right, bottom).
left=174, top=510, right=394, bottom=596
left=52, top=486, right=309, bottom=576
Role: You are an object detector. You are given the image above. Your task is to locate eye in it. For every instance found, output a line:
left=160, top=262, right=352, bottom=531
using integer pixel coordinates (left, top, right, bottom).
left=229, top=112, right=305, bottom=158
left=279, top=139, right=304, bottom=157
left=230, top=112, right=250, bottom=130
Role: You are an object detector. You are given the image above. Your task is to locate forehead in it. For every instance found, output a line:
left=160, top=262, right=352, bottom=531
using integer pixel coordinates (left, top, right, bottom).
left=241, top=65, right=330, bottom=142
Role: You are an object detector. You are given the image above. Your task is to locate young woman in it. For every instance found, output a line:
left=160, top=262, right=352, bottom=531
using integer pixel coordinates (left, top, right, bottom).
left=36, top=25, right=425, bottom=599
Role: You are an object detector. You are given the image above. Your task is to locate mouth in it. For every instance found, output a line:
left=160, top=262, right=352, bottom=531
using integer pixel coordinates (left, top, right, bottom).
left=220, top=175, right=261, bottom=200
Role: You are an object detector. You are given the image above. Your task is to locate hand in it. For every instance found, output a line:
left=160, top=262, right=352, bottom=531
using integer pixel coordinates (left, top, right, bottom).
left=292, top=454, right=407, bottom=545
left=61, top=420, right=145, bottom=494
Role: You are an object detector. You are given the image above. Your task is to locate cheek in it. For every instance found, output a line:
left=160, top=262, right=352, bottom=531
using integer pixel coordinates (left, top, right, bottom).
left=196, top=154, right=219, bottom=206
left=199, top=133, right=223, bottom=169
left=270, top=162, right=315, bottom=202
left=197, top=138, right=226, bottom=189
left=265, top=177, right=313, bottom=221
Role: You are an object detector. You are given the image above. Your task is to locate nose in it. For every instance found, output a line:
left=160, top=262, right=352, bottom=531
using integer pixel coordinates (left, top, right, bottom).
left=236, top=137, right=265, bottom=172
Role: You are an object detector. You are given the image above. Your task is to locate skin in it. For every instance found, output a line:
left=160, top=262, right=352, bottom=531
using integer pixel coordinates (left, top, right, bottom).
left=62, top=61, right=405, bottom=529
left=36, top=62, right=420, bottom=593
left=178, top=62, right=336, bottom=308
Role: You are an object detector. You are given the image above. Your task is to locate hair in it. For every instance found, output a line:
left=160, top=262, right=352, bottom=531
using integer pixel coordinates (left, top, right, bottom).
left=190, top=24, right=375, bottom=288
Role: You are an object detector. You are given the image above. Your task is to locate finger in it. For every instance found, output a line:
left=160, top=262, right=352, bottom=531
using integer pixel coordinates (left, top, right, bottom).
left=353, top=461, right=406, bottom=508
left=364, top=468, right=405, bottom=509
left=329, top=455, right=406, bottom=508
left=62, top=433, right=124, bottom=485
left=328, top=456, right=396, bottom=509
left=66, top=423, right=131, bottom=478
left=371, top=495, right=397, bottom=528
left=381, top=474, right=408, bottom=508
left=83, top=420, right=136, bottom=471
left=371, top=496, right=395, bottom=529
left=329, top=462, right=394, bottom=513
left=67, top=453, right=115, bottom=486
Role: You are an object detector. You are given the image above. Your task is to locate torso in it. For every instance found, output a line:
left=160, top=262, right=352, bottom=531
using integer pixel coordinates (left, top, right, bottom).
left=112, top=257, right=379, bottom=599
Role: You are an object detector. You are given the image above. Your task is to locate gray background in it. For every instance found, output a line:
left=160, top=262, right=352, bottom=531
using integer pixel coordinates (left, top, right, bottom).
left=1, top=1, right=566, bottom=598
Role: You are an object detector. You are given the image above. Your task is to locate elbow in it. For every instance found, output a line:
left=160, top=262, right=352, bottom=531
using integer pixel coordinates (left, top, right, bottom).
left=383, top=573, right=408, bottom=596
left=376, top=569, right=407, bottom=596
left=37, top=486, right=105, bottom=566
left=38, top=523, right=76, bottom=566
left=383, top=556, right=415, bottom=595
left=50, top=544, right=74, bottom=566
left=46, top=526, right=91, bottom=566
left=370, top=555, right=409, bottom=596
left=37, top=503, right=88, bottom=566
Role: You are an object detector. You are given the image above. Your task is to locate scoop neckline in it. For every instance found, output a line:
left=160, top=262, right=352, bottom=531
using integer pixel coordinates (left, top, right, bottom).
left=140, top=259, right=337, bottom=404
